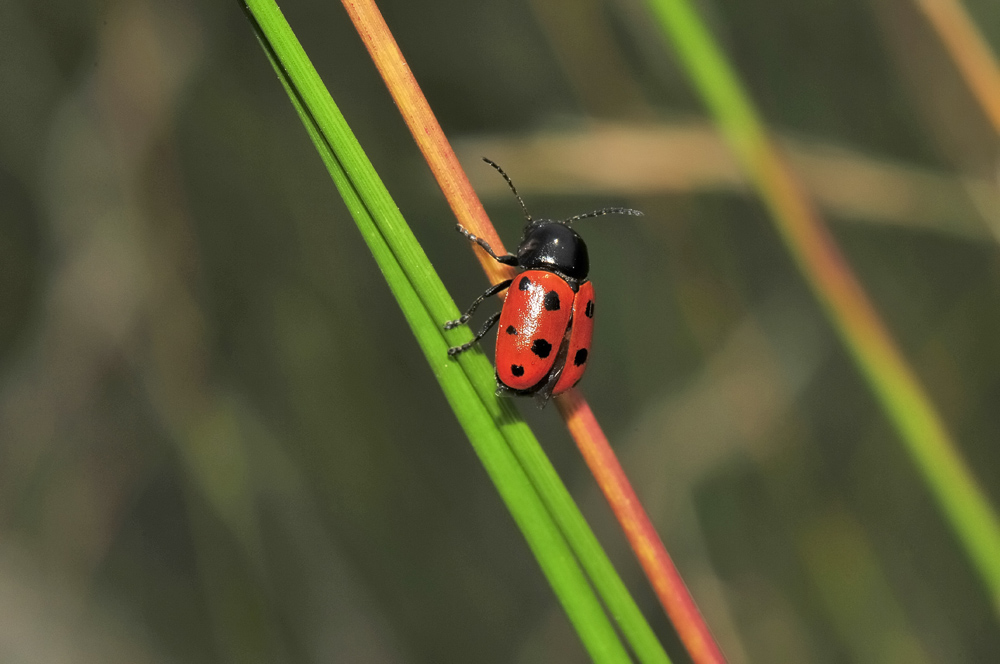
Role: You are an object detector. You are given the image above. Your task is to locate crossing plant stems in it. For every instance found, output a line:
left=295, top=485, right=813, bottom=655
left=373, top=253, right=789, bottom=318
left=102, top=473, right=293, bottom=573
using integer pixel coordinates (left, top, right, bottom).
left=240, top=1, right=675, bottom=662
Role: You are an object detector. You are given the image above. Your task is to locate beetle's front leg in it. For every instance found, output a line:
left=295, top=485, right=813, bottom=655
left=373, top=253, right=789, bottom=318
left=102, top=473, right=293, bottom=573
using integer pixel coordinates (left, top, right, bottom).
left=455, top=225, right=519, bottom=267
left=444, top=279, right=513, bottom=330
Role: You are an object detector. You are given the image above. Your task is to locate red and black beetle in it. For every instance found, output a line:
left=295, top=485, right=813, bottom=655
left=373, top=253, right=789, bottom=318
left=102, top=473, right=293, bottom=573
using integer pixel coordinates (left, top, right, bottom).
left=446, top=158, right=642, bottom=406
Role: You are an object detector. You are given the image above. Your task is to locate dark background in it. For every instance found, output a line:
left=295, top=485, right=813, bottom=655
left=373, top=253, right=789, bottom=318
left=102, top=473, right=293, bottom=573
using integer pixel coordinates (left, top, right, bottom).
left=1, top=0, right=999, bottom=661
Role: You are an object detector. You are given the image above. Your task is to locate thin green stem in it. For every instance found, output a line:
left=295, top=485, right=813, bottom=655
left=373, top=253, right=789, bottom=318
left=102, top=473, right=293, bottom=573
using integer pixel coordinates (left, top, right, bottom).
left=645, top=0, right=1000, bottom=614
left=241, top=1, right=638, bottom=660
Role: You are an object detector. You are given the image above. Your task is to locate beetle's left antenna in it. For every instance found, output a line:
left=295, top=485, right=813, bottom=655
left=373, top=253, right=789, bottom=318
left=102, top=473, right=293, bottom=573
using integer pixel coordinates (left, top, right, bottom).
left=561, top=207, right=644, bottom=225
left=483, top=158, right=532, bottom=224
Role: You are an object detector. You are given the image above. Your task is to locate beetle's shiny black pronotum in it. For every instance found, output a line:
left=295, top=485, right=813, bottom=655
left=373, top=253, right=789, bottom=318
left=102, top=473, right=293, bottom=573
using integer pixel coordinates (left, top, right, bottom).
left=514, top=220, right=589, bottom=281
left=444, top=158, right=643, bottom=406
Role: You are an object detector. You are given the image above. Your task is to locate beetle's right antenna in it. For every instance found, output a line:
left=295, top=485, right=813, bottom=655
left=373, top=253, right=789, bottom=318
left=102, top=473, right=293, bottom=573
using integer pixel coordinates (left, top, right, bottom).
left=560, top=207, right=644, bottom=225
left=483, top=157, right=532, bottom=224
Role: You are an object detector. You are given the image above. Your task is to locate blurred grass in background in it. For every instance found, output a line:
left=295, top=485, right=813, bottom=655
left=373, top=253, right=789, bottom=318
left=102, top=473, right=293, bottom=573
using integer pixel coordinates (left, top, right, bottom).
left=1, top=0, right=999, bottom=662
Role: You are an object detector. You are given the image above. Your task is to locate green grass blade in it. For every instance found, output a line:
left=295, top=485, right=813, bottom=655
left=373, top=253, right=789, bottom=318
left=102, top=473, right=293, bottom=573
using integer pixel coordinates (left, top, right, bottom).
left=645, top=0, right=1000, bottom=614
left=240, top=1, right=669, bottom=660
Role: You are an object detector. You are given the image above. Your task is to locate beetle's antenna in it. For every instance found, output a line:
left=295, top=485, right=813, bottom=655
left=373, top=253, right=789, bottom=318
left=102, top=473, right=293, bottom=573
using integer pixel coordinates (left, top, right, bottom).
left=561, top=207, right=644, bottom=225
left=483, top=157, right=532, bottom=223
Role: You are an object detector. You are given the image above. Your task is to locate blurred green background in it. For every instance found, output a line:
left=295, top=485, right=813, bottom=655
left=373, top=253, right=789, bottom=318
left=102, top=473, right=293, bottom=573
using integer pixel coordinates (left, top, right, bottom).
left=2, top=0, right=1000, bottom=661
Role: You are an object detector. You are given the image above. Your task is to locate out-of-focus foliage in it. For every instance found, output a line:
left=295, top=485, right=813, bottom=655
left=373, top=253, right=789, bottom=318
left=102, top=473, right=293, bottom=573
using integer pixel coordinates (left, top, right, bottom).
left=0, top=0, right=998, bottom=662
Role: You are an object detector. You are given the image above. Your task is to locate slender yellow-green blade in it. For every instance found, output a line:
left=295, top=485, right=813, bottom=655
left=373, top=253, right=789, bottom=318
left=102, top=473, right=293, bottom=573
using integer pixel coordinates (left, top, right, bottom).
left=645, top=0, right=1000, bottom=615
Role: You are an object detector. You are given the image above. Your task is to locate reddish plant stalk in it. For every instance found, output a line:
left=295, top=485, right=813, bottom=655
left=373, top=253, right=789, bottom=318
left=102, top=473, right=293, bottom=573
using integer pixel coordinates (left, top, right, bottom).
left=339, top=1, right=726, bottom=662
left=556, top=390, right=726, bottom=664
left=340, top=0, right=514, bottom=287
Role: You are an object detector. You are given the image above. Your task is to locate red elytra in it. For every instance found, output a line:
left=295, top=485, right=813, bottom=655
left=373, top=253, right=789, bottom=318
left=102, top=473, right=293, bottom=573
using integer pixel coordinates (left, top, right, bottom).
left=445, top=158, right=640, bottom=407
left=552, top=280, right=594, bottom=394
left=495, top=272, right=593, bottom=395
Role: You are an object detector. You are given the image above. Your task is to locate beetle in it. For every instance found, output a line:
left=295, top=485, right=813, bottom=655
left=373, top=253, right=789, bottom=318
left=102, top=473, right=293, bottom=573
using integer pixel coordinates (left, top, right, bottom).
left=445, top=158, right=642, bottom=406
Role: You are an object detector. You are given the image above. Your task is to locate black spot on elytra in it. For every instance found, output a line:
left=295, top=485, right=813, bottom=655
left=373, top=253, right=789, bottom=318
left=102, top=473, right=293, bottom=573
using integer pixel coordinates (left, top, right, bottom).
left=573, top=348, right=588, bottom=366
left=510, top=364, right=525, bottom=377
left=506, top=325, right=517, bottom=335
left=531, top=339, right=552, bottom=358
left=544, top=291, right=560, bottom=311
left=518, top=276, right=532, bottom=291
left=585, top=300, right=594, bottom=318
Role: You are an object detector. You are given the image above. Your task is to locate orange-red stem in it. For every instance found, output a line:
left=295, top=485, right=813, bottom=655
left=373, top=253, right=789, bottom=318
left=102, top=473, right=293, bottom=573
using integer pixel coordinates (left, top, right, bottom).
left=341, top=1, right=726, bottom=661
left=341, top=0, right=514, bottom=287
left=557, top=390, right=727, bottom=664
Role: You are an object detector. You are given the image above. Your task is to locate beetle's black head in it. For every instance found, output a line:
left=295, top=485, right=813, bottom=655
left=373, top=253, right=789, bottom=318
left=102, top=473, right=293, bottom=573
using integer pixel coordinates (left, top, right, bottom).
left=480, top=157, right=643, bottom=282
left=516, top=220, right=589, bottom=281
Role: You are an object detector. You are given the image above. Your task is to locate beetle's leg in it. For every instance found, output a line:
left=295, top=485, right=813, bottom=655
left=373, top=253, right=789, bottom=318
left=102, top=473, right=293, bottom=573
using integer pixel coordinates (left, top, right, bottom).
left=456, top=225, right=519, bottom=266
left=447, top=312, right=501, bottom=356
left=444, top=279, right=512, bottom=330
left=532, top=349, right=567, bottom=408
left=494, top=380, right=518, bottom=398
left=533, top=371, right=560, bottom=409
